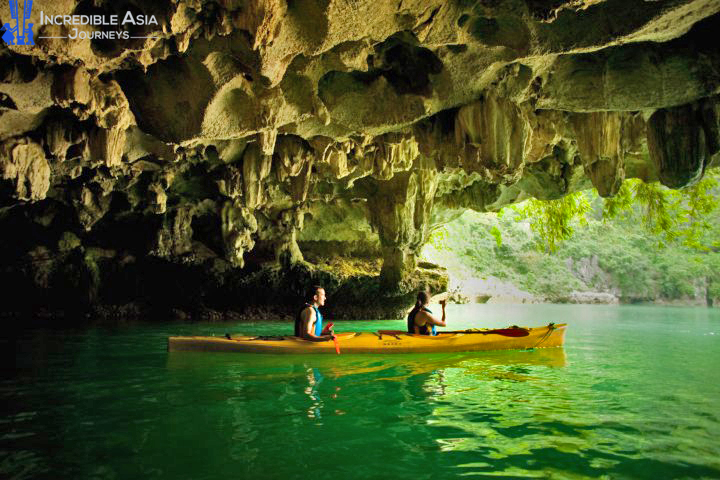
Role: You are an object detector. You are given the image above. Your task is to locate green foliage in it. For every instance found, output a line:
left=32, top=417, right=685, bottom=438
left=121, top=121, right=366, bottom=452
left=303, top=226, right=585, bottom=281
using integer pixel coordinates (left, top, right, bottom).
left=517, top=168, right=720, bottom=252
left=602, top=181, right=634, bottom=221
left=657, top=260, right=697, bottom=299
left=632, top=180, right=679, bottom=245
left=517, top=191, right=591, bottom=252
left=421, top=168, right=720, bottom=304
left=421, top=209, right=586, bottom=301
left=489, top=226, right=503, bottom=247
left=601, top=169, right=720, bottom=250
left=427, top=226, right=450, bottom=251
left=679, top=172, right=719, bottom=250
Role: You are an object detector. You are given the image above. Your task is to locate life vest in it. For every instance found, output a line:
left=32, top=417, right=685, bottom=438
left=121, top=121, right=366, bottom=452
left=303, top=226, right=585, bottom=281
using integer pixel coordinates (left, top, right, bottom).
left=407, top=306, right=436, bottom=336
left=295, top=303, right=323, bottom=337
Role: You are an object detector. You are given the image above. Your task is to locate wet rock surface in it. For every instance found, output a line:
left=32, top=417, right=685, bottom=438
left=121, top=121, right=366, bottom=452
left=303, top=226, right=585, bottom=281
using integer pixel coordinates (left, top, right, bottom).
left=1, top=1, right=719, bottom=321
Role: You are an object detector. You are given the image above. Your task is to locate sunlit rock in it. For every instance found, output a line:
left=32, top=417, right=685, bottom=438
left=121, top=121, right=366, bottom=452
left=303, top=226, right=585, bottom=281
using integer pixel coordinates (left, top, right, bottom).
left=1, top=141, right=50, bottom=201
left=1, top=0, right=720, bottom=318
left=570, top=112, right=625, bottom=197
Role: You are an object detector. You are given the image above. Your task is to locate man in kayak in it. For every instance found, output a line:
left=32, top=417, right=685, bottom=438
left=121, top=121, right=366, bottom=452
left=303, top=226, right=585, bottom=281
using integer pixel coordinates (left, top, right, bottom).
left=407, top=291, right=447, bottom=335
left=295, top=285, right=335, bottom=341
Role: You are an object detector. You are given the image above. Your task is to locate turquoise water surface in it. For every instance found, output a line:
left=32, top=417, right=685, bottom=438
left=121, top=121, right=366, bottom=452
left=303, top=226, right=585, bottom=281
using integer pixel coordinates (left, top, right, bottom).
left=2, top=304, right=719, bottom=479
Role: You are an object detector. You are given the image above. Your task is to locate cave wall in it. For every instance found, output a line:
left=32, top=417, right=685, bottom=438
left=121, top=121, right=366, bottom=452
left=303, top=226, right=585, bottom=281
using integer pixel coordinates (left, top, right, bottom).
left=1, top=0, right=720, bottom=319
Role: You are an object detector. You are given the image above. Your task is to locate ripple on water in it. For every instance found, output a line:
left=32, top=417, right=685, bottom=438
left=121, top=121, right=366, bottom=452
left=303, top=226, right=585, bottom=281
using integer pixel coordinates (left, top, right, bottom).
left=2, top=306, right=720, bottom=479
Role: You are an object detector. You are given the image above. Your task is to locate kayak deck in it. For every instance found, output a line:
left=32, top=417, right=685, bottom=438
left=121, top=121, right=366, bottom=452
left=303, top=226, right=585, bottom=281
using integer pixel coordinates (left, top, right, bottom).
left=168, top=323, right=566, bottom=354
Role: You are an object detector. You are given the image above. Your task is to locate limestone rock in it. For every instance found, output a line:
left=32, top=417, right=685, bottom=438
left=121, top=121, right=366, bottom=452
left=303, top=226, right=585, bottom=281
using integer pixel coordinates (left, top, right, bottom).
left=570, top=112, right=625, bottom=197
left=1, top=141, right=50, bottom=201
left=566, top=291, right=619, bottom=305
left=648, top=102, right=709, bottom=188
left=1, top=1, right=720, bottom=315
left=153, top=206, right=195, bottom=258
left=221, top=201, right=258, bottom=267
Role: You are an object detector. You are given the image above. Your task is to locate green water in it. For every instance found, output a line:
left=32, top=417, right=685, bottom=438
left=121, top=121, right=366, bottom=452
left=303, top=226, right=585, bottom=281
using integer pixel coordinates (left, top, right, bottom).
left=2, top=304, right=719, bottom=479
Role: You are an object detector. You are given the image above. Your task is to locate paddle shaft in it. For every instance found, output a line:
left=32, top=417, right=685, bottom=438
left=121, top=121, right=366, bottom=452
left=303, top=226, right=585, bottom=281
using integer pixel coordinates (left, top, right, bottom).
left=443, top=328, right=529, bottom=337
left=377, top=328, right=530, bottom=337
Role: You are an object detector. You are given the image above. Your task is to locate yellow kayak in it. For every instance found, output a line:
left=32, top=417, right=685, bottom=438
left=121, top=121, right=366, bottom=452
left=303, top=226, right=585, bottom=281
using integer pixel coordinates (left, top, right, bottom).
left=167, top=323, right=566, bottom=354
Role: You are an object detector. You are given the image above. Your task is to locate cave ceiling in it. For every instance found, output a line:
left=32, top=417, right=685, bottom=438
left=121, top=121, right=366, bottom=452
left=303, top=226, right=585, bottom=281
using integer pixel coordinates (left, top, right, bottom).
left=1, top=0, right=720, bottom=286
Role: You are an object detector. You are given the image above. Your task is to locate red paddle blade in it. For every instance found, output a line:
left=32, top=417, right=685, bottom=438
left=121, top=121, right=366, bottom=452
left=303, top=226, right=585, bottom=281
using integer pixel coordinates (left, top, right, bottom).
left=332, top=336, right=340, bottom=354
left=487, top=328, right=530, bottom=337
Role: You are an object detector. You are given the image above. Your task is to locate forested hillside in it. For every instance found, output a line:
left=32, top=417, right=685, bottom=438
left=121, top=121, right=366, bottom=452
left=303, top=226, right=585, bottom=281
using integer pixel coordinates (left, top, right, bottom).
left=422, top=171, right=720, bottom=306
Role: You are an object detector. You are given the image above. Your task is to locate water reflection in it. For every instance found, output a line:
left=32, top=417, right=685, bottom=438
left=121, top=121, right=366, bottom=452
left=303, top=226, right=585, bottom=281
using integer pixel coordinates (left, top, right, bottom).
left=305, top=368, right=323, bottom=419
left=165, top=347, right=567, bottom=381
left=402, top=349, right=588, bottom=477
left=165, top=348, right=565, bottom=438
left=6, top=307, right=720, bottom=479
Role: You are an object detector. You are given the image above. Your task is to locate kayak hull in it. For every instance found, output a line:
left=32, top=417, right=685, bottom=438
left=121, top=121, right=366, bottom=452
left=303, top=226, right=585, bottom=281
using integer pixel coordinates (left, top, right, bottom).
left=168, top=324, right=566, bottom=354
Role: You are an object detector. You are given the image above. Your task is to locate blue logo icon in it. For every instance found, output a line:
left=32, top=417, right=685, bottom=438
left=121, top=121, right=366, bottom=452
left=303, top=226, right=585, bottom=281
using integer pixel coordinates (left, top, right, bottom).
left=2, top=0, right=34, bottom=45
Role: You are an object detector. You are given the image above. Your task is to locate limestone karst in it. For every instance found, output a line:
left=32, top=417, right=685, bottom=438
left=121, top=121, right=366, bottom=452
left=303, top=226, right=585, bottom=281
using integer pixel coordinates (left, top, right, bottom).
left=1, top=0, right=719, bottom=319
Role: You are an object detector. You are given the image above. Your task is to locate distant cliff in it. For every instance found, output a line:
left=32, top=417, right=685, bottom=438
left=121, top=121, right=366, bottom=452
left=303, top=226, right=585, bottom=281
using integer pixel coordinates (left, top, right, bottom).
left=422, top=206, right=720, bottom=307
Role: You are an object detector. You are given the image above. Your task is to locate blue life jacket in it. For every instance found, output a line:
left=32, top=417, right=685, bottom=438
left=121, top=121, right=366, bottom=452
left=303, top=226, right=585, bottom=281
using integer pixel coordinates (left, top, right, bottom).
left=312, top=305, right=323, bottom=336
left=407, top=307, right=436, bottom=336
left=295, top=304, right=323, bottom=337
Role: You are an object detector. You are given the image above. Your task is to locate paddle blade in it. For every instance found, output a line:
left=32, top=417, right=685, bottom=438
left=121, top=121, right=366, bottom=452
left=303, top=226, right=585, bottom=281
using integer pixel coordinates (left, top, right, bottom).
left=377, top=330, right=407, bottom=335
left=442, top=328, right=531, bottom=337
left=488, top=328, right=530, bottom=337
left=332, top=335, right=340, bottom=354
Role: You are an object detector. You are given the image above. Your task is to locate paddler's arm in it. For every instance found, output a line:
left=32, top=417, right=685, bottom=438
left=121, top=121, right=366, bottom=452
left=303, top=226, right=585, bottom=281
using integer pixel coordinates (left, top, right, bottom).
left=425, top=300, right=447, bottom=327
left=302, top=307, right=335, bottom=342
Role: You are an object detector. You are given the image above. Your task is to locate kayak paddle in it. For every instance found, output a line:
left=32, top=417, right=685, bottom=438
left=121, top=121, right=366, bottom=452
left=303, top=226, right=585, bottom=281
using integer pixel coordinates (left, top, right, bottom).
left=377, top=328, right=530, bottom=337
left=445, top=328, right=530, bottom=337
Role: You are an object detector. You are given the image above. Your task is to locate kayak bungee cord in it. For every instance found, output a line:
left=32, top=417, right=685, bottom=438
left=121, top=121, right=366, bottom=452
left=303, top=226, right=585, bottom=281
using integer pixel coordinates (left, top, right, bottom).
left=530, top=323, right=556, bottom=349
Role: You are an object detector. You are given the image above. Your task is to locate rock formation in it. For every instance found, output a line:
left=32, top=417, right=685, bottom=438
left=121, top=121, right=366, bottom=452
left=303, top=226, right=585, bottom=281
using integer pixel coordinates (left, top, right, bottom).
left=1, top=0, right=719, bottom=320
